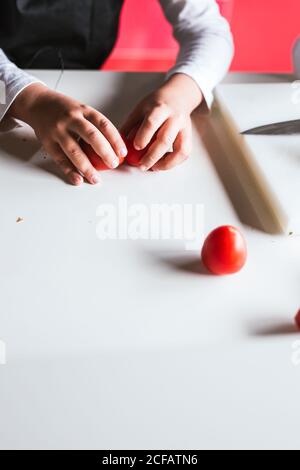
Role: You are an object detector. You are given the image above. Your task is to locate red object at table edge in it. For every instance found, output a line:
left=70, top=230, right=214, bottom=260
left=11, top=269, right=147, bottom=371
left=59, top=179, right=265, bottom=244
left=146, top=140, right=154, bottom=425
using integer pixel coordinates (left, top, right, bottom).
left=295, top=310, right=300, bottom=329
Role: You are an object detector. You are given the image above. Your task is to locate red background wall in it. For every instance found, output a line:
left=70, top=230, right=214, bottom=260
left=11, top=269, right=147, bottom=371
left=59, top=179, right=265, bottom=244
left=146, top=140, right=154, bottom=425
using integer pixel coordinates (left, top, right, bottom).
left=103, top=0, right=300, bottom=73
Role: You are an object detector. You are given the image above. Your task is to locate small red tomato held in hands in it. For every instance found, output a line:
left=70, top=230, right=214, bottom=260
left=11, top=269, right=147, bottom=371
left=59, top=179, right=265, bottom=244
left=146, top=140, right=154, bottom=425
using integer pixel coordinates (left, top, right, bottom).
left=295, top=310, right=300, bottom=330
left=79, top=140, right=125, bottom=171
left=201, top=226, right=247, bottom=275
left=122, top=130, right=157, bottom=168
left=124, top=138, right=151, bottom=167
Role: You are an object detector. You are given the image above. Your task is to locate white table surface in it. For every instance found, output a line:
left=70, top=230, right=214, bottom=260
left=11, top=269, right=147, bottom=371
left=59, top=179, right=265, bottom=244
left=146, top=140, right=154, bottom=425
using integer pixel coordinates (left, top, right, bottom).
left=0, top=71, right=299, bottom=450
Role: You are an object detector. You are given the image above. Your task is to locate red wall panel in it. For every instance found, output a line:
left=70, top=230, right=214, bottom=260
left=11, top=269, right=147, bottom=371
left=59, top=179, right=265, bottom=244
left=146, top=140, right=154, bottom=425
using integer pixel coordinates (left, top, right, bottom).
left=103, top=0, right=233, bottom=71
left=231, top=0, right=299, bottom=72
left=103, top=0, right=299, bottom=73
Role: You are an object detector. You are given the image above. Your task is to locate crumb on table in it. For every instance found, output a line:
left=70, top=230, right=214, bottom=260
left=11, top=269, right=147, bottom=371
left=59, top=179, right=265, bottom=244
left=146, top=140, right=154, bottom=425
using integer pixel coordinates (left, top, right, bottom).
left=16, top=217, right=24, bottom=223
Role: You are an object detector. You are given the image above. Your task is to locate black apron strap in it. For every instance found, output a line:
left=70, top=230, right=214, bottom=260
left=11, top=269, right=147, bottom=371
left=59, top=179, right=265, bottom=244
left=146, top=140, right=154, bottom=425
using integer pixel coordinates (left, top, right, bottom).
left=0, top=0, right=125, bottom=69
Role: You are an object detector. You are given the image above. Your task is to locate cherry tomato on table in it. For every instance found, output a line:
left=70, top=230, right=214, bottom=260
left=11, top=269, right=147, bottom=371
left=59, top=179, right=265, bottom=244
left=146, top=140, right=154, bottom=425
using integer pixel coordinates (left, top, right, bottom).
left=201, top=225, right=247, bottom=275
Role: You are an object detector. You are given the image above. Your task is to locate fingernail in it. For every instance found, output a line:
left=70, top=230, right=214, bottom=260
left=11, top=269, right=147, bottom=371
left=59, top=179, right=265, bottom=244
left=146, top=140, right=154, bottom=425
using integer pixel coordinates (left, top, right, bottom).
left=120, top=147, right=127, bottom=157
left=133, top=141, right=143, bottom=150
left=140, top=165, right=147, bottom=172
left=91, top=174, right=100, bottom=184
left=111, top=158, right=119, bottom=169
left=73, top=174, right=83, bottom=186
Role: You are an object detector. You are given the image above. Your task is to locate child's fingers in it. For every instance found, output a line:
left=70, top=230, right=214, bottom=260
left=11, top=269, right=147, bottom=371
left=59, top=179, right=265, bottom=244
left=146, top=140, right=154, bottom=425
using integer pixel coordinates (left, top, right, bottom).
left=127, top=126, right=139, bottom=141
left=58, top=136, right=100, bottom=185
left=139, top=118, right=181, bottom=171
left=120, top=107, right=142, bottom=137
left=84, top=109, right=127, bottom=161
left=69, top=118, right=120, bottom=168
left=151, top=129, right=191, bottom=171
left=46, top=142, right=84, bottom=186
left=133, top=105, right=170, bottom=151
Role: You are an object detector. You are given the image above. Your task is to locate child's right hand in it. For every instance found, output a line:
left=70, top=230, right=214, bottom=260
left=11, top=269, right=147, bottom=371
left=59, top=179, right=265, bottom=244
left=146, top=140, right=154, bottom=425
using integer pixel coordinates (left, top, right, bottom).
left=8, top=83, right=128, bottom=185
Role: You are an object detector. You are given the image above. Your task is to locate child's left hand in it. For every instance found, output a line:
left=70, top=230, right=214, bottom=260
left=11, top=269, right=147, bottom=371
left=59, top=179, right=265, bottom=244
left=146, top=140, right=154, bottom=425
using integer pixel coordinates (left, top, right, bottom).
left=121, top=73, right=203, bottom=171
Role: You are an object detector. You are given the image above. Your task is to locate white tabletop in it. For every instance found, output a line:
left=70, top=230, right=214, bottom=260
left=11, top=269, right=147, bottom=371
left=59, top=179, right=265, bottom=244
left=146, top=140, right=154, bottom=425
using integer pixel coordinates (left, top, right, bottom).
left=0, top=71, right=299, bottom=450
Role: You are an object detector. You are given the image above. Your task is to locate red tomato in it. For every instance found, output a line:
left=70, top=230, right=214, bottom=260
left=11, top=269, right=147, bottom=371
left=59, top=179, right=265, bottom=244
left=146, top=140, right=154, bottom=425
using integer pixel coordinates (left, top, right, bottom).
left=124, top=138, right=150, bottom=167
left=121, top=131, right=157, bottom=168
left=80, top=140, right=125, bottom=171
left=295, top=310, right=300, bottom=330
left=201, top=226, right=247, bottom=275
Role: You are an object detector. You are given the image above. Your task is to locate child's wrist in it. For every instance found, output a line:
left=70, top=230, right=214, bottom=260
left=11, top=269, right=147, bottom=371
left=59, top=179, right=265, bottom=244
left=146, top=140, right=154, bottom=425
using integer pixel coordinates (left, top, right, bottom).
left=161, top=73, right=203, bottom=114
left=8, top=83, right=49, bottom=123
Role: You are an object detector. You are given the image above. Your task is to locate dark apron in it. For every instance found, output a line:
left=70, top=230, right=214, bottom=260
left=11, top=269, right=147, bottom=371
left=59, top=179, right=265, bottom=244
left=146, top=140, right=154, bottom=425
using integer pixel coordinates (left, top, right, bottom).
left=0, top=0, right=124, bottom=69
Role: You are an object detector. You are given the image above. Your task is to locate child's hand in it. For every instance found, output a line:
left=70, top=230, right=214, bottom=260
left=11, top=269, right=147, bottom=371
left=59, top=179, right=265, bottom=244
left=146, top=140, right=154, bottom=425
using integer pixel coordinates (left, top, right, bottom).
left=121, top=74, right=203, bottom=171
left=9, top=83, right=128, bottom=185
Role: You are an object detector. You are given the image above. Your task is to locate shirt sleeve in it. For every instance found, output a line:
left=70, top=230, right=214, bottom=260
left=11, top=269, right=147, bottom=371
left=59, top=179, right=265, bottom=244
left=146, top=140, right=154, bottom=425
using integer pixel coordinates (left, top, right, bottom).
left=159, top=0, right=234, bottom=108
left=0, top=48, right=44, bottom=122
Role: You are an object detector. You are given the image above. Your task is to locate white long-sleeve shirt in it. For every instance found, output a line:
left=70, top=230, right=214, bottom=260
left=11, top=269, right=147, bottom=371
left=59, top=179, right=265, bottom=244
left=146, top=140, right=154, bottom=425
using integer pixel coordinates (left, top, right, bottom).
left=0, top=0, right=234, bottom=121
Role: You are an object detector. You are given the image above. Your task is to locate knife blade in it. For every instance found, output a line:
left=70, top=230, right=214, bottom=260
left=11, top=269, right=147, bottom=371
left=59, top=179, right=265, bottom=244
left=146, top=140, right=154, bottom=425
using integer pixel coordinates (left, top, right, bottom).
left=242, top=119, right=300, bottom=135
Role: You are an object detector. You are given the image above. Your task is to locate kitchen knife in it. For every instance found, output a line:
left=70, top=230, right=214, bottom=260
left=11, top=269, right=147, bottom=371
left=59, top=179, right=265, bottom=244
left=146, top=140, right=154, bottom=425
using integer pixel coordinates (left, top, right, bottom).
left=242, top=119, right=300, bottom=135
